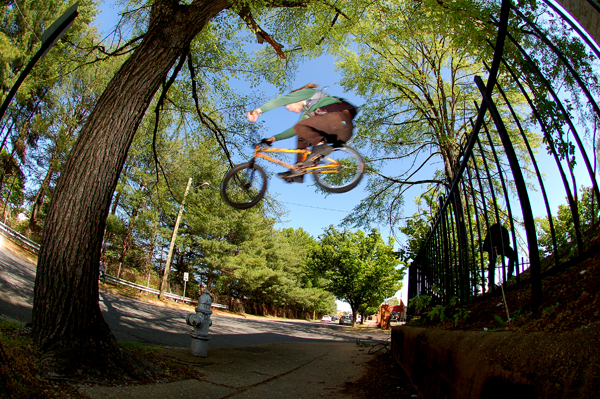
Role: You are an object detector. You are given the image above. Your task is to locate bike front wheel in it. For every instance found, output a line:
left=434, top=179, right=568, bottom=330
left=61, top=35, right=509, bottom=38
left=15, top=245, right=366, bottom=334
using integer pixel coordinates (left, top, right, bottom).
left=221, top=162, right=268, bottom=209
left=312, top=146, right=364, bottom=193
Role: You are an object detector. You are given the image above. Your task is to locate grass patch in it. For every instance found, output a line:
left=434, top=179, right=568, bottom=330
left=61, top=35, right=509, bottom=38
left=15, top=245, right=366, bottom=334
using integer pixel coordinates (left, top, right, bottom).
left=0, top=321, right=82, bottom=398
left=0, top=322, right=204, bottom=398
left=121, top=341, right=155, bottom=352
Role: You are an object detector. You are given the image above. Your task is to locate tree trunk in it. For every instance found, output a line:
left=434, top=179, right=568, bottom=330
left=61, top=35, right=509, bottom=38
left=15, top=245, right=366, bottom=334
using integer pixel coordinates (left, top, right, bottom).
left=1, top=175, right=16, bottom=223
left=119, top=204, right=140, bottom=264
left=27, top=149, right=57, bottom=236
left=27, top=101, right=94, bottom=237
left=31, top=0, right=231, bottom=378
left=27, top=172, right=51, bottom=233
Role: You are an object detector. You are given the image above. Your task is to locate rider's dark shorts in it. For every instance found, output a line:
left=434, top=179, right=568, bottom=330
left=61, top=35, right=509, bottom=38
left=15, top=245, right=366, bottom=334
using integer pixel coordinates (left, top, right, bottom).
left=293, top=111, right=353, bottom=146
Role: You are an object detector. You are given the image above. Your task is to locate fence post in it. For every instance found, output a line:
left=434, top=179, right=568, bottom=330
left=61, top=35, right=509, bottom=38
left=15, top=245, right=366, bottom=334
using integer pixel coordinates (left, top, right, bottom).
left=474, top=75, right=542, bottom=308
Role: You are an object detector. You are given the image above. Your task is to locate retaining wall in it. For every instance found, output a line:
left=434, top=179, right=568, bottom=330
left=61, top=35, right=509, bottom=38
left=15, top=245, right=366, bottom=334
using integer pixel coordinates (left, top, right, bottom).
left=391, top=323, right=600, bottom=399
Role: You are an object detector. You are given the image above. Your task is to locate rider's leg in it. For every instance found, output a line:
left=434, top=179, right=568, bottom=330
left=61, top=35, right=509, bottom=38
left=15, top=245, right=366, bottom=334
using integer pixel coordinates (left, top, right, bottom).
left=277, top=123, right=324, bottom=182
left=294, top=112, right=353, bottom=165
left=296, top=111, right=353, bottom=139
left=276, top=137, right=306, bottom=182
left=277, top=112, right=353, bottom=182
left=295, top=136, right=310, bottom=165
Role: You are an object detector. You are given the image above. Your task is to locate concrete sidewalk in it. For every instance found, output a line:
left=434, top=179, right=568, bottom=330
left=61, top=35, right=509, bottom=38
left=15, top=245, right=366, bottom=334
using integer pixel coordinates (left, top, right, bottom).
left=80, top=341, right=378, bottom=399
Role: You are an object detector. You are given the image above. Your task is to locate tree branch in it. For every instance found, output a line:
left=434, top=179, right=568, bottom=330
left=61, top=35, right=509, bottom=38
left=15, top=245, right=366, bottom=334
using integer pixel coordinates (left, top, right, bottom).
left=187, top=55, right=235, bottom=169
left=152, top=48, right=189, bottom=199
left=238, top=7, right=286, bottom=59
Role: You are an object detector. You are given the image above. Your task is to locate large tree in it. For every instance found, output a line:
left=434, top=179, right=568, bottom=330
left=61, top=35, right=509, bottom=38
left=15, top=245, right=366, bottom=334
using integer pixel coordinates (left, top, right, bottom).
left=308, top=226, right=404, bottom=327
left=33, top=0, right=232, bottom=376
left=336, top=0, right=536, bottom=232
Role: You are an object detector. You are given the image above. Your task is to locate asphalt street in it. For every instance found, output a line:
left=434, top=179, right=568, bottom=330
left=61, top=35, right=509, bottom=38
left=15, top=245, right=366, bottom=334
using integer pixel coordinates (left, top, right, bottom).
left=0, top=241, right=36, bottom=323
left=0, top=242, right=387, bottom=349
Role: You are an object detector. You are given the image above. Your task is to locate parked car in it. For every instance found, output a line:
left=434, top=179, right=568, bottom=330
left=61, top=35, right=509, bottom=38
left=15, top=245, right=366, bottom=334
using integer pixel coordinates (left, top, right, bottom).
left=321, top=315, right=332, bottom=321
left=339, top=315, right=352, bottom=325
left=331, top=315, right=338, bottom=321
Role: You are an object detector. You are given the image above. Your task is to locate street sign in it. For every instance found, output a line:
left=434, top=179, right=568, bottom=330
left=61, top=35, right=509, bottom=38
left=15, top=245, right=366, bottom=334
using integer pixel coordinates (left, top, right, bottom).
left=183, top=272, right=189, bottom=282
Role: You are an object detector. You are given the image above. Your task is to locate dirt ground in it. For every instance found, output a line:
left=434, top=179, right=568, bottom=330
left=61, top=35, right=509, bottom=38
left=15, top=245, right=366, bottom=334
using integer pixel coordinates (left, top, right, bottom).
left=413, top=230, right=600, bottom=334
left=346, top=350, right=419, bottom=399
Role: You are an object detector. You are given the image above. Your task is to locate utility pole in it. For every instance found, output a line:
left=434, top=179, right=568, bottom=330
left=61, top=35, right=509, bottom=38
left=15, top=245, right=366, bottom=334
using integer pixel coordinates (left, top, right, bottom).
left=158, top=179, right=209, bottom=300
left=159, top=177, right=193, bottom=300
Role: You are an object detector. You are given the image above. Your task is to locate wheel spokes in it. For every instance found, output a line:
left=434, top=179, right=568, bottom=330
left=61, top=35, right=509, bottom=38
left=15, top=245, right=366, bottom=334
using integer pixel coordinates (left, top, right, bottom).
left=229, top=169, right=263, bottom=204
left=315, top=150, right=362, bottom=188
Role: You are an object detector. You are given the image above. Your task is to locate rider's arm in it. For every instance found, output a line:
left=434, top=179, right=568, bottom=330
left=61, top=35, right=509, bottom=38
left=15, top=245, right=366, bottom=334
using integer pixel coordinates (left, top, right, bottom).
left=256, top=89, right=315, bottom=114
left=248, top=91, right=313, bottom=122
left=250, top=89, right=316, bottom=138
left=272, top=126, right=297, bottom=141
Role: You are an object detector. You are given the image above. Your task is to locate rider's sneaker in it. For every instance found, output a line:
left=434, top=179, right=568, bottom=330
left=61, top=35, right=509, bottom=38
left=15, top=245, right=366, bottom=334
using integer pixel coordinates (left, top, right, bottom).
left=303, top=143, right=333, bottom=166
left=277, top=170, right=304, bottom=183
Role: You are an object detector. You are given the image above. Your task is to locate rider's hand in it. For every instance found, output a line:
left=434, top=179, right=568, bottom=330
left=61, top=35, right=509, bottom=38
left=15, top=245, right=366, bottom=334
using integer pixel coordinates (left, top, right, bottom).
left=260, top=137, right=276, bottom=146
left=247, top=109, right=261, bottom=123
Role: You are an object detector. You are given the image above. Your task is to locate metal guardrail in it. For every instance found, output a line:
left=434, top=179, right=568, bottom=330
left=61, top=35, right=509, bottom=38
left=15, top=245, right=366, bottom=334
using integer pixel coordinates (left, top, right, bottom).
left=0, top=221, right=41, bottom=252
left=104, top=274, right=194, bottom=304
left=105, top=274, right=229, bottom=309
left=0, top=221, right=230, bottom=310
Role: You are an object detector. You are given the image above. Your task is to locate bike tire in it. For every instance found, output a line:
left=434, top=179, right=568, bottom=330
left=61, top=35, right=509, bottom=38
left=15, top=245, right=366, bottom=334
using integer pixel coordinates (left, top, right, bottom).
left=312, top=146, right=364, bottom=193
left=221, top=162, right=268, bottom=209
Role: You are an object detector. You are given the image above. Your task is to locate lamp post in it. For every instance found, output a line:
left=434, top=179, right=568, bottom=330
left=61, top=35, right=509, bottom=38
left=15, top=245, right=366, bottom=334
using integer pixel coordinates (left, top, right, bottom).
left=159, top=179, right=209, bottom=300
left=0, top=3, right=79, bottom=135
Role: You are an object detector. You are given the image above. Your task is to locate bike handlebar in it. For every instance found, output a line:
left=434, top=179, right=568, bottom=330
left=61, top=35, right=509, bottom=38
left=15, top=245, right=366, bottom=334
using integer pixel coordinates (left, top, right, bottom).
left=253, top=138, right=272, bottom=148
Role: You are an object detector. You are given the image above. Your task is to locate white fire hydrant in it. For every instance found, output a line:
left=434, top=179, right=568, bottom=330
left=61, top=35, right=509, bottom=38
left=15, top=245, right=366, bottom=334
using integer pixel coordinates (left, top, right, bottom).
left=186, top=288, right=212, bottom=357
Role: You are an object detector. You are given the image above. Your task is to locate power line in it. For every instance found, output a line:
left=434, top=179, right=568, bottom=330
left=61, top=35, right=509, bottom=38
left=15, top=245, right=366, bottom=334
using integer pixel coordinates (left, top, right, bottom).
left=279, top=201, right=351, bottom=213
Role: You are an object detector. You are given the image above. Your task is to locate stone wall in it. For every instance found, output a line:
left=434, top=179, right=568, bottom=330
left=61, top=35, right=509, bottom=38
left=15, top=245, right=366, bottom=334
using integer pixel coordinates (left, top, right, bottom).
left=391, top=324, right=600, bottom=398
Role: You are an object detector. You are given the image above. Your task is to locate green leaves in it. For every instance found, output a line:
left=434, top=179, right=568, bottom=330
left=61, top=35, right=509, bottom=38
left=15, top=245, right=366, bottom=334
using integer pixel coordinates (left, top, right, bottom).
left=336, top=1, right=494, bottom=230
left=536, top=186, right=598, bottom=259
left=308, top=226, right=405, bottom=320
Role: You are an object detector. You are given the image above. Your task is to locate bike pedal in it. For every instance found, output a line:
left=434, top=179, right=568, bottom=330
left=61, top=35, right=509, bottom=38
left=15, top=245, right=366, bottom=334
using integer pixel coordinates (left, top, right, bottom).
left=284, top=176, right=304, bottom=183
left=311, top=155, right=323, bottom=165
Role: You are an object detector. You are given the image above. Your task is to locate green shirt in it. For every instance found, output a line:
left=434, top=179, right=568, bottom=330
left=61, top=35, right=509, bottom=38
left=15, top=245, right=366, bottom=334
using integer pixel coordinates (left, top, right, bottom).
left=258, top=88, right=342, bottom=141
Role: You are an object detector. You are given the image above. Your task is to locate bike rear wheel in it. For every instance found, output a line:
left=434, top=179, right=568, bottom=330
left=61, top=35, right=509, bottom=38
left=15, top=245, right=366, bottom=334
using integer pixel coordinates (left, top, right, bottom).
left=312, top=146, right=364, bottom=193
left=221, top=162, right=268, bottom=209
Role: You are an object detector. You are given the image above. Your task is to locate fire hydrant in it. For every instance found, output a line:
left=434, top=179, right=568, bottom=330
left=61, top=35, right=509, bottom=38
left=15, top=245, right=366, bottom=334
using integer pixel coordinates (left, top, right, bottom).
left=186, top=288, right=212, bottom=357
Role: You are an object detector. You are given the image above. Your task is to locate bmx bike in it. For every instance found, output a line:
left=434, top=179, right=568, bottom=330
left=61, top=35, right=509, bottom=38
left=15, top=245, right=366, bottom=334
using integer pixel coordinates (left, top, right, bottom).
left=220, top=142, right=365, bottom=209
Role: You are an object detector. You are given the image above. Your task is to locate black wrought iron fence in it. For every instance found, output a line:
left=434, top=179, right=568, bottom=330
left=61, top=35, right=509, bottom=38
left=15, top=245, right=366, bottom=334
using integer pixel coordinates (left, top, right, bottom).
left=408, top=0, right=600, bottom=312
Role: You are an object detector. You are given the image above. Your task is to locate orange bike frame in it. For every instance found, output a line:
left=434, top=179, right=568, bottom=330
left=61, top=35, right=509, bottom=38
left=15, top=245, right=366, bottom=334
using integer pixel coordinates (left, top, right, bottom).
left=252, top=146, right=338, bottom=174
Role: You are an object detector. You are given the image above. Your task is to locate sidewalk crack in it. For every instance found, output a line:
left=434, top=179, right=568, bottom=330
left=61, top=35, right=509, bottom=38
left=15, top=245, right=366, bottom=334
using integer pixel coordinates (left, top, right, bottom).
left=217, top=348, right=335, bottom=398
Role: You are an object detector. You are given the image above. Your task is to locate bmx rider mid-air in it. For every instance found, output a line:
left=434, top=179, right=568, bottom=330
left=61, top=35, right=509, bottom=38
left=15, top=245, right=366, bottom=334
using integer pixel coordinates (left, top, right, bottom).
left=246, top=83, right=358, bottom=183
